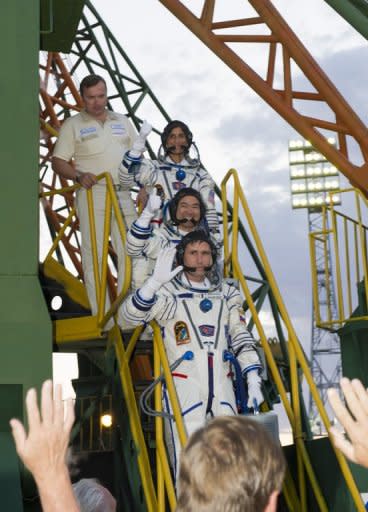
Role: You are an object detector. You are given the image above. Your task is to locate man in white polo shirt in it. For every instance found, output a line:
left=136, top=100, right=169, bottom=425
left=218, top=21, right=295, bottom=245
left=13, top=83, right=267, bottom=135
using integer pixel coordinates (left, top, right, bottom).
left=52, top=74, right=141, bottom=327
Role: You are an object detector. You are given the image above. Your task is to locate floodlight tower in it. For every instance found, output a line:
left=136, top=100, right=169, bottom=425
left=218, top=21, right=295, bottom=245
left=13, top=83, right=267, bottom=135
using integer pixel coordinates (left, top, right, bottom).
left=288, top=139, right=342, bottom=432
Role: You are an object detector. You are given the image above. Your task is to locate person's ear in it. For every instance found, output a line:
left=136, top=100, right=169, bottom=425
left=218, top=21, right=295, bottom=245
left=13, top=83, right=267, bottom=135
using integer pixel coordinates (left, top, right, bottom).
left=264, top=490, right=279, bottom=512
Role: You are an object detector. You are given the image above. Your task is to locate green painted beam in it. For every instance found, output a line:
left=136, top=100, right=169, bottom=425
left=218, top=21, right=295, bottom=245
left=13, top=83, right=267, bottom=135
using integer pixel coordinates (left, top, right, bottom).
left=324, top=0, right=368, bottom=40
left=40, top=0, right=86, bottom=52
left=0, top=1, right=52, bottom=509
left=0, top=432, right=23, bottom=511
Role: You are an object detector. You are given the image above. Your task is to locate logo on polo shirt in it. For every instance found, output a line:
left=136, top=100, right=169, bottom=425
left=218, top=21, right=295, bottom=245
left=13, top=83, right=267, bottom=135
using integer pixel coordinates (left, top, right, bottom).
left=111, top=123, right=126, bottom=136
left=80, top=127, right=97, bottom=137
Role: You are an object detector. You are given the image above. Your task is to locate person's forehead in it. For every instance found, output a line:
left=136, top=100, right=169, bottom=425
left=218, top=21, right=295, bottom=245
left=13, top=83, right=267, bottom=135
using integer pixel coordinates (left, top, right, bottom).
left=178, top=195, right=200, bottom=206
left=169, top=126, right=186, bottom=136
left=185, top=241, right=211, bottom=251
left=84, top=81, right=106, bottom=95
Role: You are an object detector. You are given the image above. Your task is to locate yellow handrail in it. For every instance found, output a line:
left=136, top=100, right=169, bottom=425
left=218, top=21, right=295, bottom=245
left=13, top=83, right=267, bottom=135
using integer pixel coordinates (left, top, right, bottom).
left=289, top=340, right=307, bottom=512
left=41, top=163, right=367, bottom=509
left=223, top=176, right=327, bottom=511
left=111, top=326, right=157, bottom=511
left=40, top=172, right=131, bottom=332
left=310, top=187, right=368, bottom=328
left=154, top=333, right=176, bottom=511
left=100, top=175, right=132, bottom=325
left=118, top=321, right=188, bottom=510
left=41, top=124, right=179, bottom=507
left=151, top=322, right=187, bottom=449
left=221, top=169, right=365, bottom=511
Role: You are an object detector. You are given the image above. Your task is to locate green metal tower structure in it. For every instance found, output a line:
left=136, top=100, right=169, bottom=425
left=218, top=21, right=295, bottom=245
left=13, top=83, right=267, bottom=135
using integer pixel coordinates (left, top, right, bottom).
left=1, top=2, right=53, bottom=510
left=2, top=0, right=368, bottom=510
left=323, top=0, right=368, bottom=40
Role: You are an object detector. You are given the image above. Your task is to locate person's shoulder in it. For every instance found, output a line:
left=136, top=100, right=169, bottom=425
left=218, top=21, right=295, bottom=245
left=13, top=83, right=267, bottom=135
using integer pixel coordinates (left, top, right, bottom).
left=108, top=111, right=130, bottom=123
left=161, top=223, right=178, bottom=239
left=60, top=111, right=92, bottom=131
left=161, top=280, right=178, bottom=295
left=141, top=158, right=160, bottom=171
left=198, top=165, right=212, bottom=175
left=156, top=225, right=168, bottom=238
left=60, top=112, right=83, bottom=127
left=223, top=278, right=240, bottom=291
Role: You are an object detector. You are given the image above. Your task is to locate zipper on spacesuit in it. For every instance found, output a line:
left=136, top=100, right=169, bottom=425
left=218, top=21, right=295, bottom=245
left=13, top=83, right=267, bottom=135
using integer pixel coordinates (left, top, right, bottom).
left=206, top=349, right=215, bottom=417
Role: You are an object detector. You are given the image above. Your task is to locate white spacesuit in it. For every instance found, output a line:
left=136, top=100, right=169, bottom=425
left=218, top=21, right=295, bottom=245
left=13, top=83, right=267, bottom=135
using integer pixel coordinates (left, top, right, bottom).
left=119, top=120, right=219, bottom=234
left=126, top=187, right=216, bottom=289
left=122, top=232, right=264, bottom=478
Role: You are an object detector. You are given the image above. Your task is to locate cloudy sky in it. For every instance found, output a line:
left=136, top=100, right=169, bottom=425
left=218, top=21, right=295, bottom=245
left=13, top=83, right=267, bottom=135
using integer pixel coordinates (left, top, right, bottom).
left=90, top=1, right=367, bottom=337
left=54, top=1, right=368, bottom=403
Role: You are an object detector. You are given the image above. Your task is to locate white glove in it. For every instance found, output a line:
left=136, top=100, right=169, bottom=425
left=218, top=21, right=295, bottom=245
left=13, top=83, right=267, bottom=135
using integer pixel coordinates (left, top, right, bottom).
left=246, top=370, right=264, bottom=409
left=136, top=189, right=163, bottom=228
left=146, top=189, right=162, bottom=216
left=139, top=247, right=183, bottom=300
left=129, top=120, right=153, bottom=157
left=139, top=120, right=152, bottom=138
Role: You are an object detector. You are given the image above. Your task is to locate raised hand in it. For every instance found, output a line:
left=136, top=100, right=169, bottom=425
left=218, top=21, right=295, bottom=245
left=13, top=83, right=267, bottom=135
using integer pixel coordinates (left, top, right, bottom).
left=130, top=120, right=153, bottom=156
left=10, top=380, right=75, bottom=479
left=145, top=189, right=162, bottom=216
left=10, top=380, right=78, bottom=512
left=139, top=247, right=183, bottom=300
left=328, top=377, right=368, bottom=468
left=151, top=247, right=183, bottom=286
left=139, top=120, right=152, bottom=139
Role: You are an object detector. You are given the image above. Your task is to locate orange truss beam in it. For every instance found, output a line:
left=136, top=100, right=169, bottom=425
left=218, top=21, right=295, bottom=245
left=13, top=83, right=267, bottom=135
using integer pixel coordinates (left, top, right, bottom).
left=158, top=0, right=368, bottom=191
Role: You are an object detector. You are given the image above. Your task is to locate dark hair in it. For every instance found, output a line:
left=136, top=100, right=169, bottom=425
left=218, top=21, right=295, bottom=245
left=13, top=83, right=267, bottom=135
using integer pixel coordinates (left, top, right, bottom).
left=168, top=188, right=206, bottom=225
left=161, top=120, right=193, bottom=149
left=80, top=74, right=106, bottom=97
left=176, top=230, right=217, bottom=267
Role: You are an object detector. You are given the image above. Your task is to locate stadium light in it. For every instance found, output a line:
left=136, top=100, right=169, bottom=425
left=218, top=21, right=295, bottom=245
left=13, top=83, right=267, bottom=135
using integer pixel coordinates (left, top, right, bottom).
left=288, top=139, right=341, bottom=210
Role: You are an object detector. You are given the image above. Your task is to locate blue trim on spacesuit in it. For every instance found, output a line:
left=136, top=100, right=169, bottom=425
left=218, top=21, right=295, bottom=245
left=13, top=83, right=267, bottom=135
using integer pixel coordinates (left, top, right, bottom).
left=181, top=300, right=204, bottom=349
left=214, top=301, right=224, bottom=349
left=161, top=223, right=183, bottom=242
left=220, top=401, right=237, bottom=414
left=122, top=151, right=142, bottom=172
left=160, top=162, right=199, bottom=171
left=182, top=401, right=203, bottom=416
left=132, top=289, right=156, bottom=311
left=176, top=293, right=194, bottom=299
left=242, top=364, right=263, bottom=376
left=206, top=352, right=215, bottom=416
left=172, top=276, right=212, bottom=294
left=223, top=350, right=248, bottom=413
left=125, top=151, right=142, bottom=163
left=130, top=220, right=152, bottom=240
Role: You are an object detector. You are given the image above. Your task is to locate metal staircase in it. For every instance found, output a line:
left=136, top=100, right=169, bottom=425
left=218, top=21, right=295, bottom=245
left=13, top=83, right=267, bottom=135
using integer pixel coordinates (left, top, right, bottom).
left=36, top=2, right=368, bottom=510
